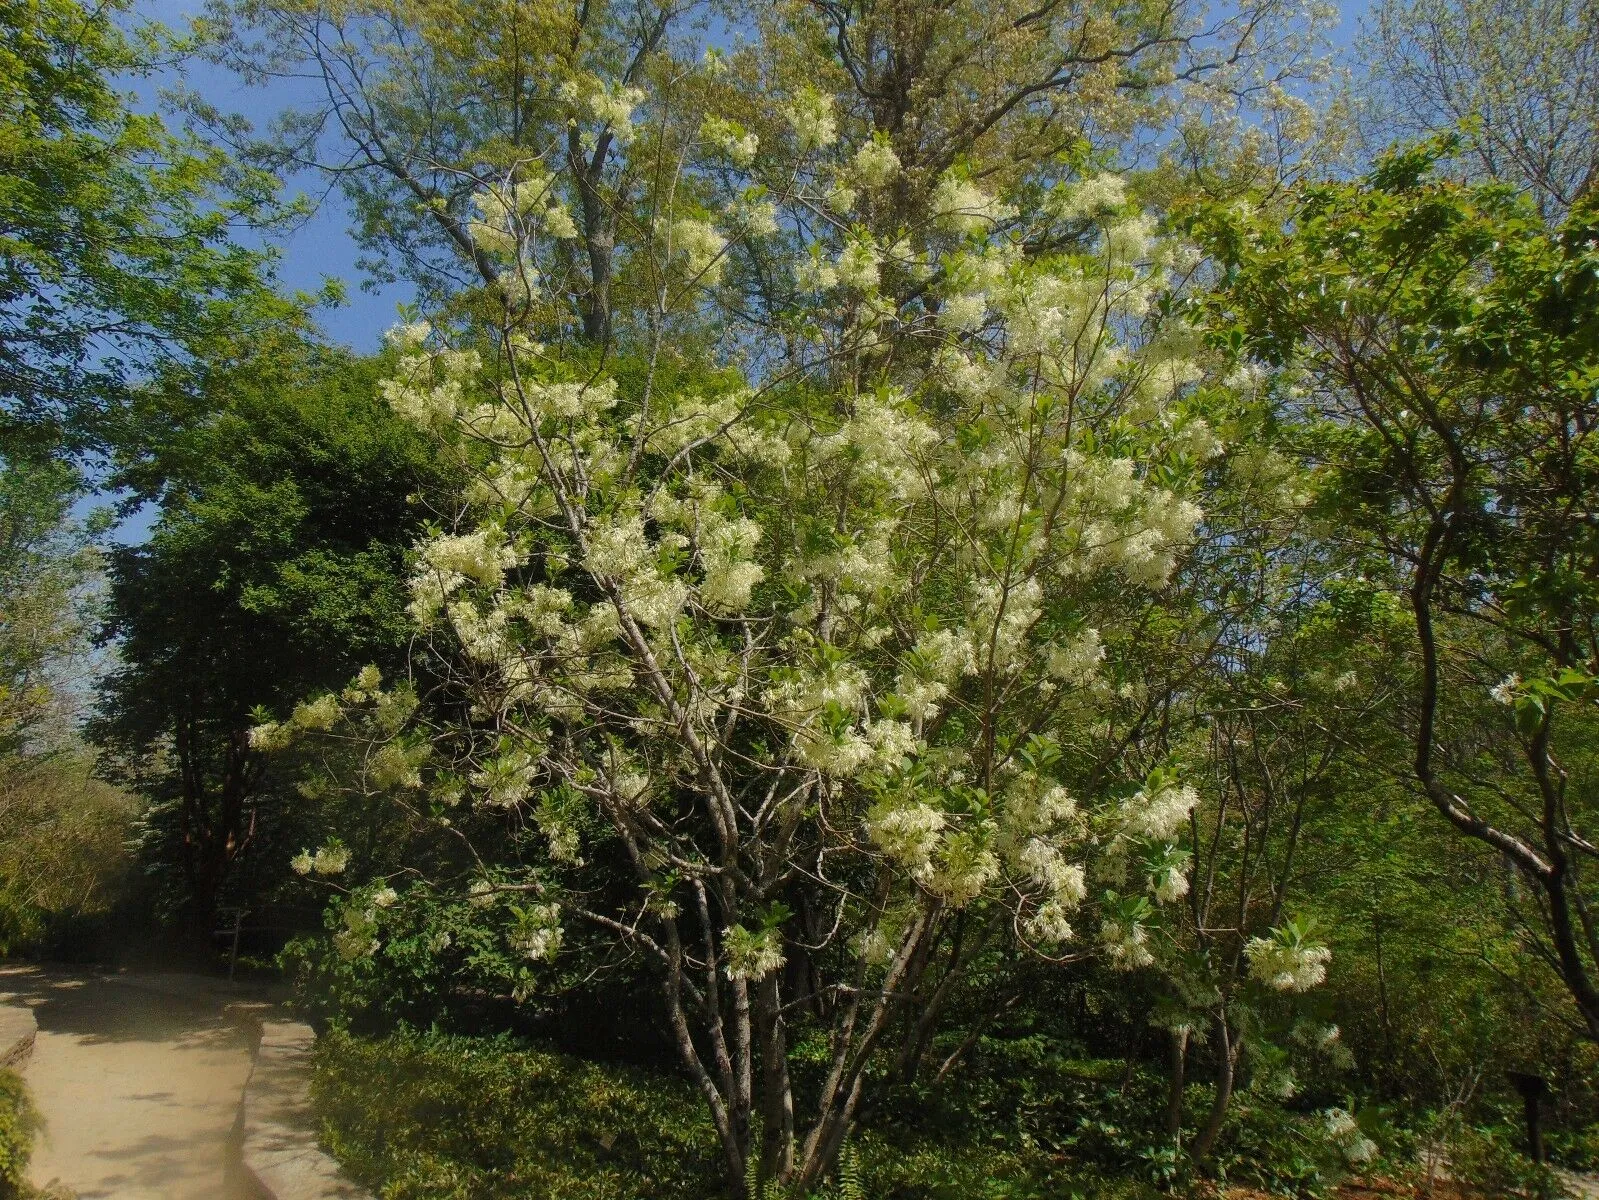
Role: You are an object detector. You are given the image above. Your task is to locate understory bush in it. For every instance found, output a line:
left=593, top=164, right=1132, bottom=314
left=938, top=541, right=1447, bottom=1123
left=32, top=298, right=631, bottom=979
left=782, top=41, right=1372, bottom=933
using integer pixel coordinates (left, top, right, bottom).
left=881, top=1036, right=1371, bottom=1200
left=1444, top=1125, right=1567, bottom=1200
left=0, top=1069, right=39, bottom=1200
left=310, top=1007, right=1599, bottom=1200
left=312, top=1029, right=1165, bottom=1200
left=1548, top=1123, right=1599, bottom=1174
left=0, top=754, right=137, bottom=959
left=313, top=1027, right=724, bottom=1200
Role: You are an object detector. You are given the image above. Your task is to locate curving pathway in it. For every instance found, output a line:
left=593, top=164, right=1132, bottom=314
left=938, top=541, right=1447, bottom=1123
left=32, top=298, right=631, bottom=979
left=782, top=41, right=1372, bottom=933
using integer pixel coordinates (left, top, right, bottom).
left=0, top=965, right=261, bottom=1200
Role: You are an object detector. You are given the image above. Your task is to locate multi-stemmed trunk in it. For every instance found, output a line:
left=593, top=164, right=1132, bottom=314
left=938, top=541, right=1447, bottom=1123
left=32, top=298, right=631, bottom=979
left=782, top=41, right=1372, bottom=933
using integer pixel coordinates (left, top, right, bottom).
left=629, top=868, right=952, bottom=1198
left=173, top=722, right=261, bottom=953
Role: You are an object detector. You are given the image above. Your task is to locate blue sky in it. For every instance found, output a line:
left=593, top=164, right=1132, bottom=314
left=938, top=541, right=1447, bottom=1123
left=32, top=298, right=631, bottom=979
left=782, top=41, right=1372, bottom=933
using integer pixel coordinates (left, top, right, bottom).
left=143, top=0, right=417, bottom=354
left=94, top=0, right=418, bottom=542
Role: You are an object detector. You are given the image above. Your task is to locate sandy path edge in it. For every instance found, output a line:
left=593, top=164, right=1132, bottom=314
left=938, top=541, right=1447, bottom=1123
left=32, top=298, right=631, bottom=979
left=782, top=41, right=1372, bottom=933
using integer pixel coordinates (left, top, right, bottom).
left=0, top=965, right=262, bottom=1200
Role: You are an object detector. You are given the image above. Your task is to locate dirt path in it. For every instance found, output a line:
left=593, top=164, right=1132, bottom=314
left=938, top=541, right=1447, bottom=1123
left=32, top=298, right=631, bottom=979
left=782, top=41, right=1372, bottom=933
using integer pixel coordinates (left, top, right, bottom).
left=0, top=965, right=260, bottom=1200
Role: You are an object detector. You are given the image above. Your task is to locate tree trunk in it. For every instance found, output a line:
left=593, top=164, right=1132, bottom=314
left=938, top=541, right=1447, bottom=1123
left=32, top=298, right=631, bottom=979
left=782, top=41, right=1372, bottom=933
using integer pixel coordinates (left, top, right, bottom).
left=756, top=973, right=795, bottom=1184
left=174, top=725, right=258, bottom=954
left=1192, top=1014, right=1239, bottom=1168
left=1166, top=1026, right=1190, bottom=1144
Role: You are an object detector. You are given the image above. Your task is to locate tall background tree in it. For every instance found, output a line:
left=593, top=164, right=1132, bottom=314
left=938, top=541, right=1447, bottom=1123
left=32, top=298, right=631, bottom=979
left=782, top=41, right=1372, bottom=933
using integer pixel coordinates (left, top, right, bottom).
left=1361, top=0, right=1599, bottom=213
left=91, top=339, right=450, bottom=944
left=1196, top=144, right=1599, bottom=1040
left=0, top=453, right=133, bottom=954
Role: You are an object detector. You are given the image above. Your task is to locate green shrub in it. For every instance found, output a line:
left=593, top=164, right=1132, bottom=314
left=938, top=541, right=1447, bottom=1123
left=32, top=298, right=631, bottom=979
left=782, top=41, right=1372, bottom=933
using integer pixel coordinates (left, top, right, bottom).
left=0, top=1069, right=40, bottom=1200
left=1207, top=1100, right=1347, bottom=1198
left=312, top=1029, right=1166, bottom=1200
left=0, top=753, right=136, bottom=959
left=313, top=1027, right=723, bottom=1200
left=849, top=1135, right=1160, bottom=1200
left=1548, top=1122, right=1599, bottom=1173
left=1446, top=1124, right=1567, bottom=1200
left=913, top=1047, right=1364, bottom=1199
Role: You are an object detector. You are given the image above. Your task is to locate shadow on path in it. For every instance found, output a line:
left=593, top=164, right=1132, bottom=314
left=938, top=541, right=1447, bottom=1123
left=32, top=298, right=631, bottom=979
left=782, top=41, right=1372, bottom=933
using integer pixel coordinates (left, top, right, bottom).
left=0, top=965, right=261, bottom=1200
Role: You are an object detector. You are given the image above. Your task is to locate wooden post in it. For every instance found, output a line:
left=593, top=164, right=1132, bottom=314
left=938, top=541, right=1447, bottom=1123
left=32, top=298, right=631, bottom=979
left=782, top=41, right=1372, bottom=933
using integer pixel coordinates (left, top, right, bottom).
left=228, top=908, right=247, bottom=982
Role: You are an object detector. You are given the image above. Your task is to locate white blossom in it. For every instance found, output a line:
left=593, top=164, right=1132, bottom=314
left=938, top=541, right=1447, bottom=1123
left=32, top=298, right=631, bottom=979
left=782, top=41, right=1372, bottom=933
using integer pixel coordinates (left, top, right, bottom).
left=795, top=724, right=874, bottom=776
left=853, top=926, right=893, bottom=966
left=700, top=115, right=759, bottom=166
left=564, top=78, right=644, bottom=138
left=1053, top=173, right=1128, bottom=220
left=1246, top=931, right=1332, bottom=992
left=333, top=905, right=379, bottom=961
left=472, top=749, right=537, bottom=808
left=1045, top=628, right=1104, bottom=686
left=419, top=529, right=519, bottom=589
left=966, top=577, right=1042, bottom=674
left=1027, top=901, right=1076, bottom=945
left=835, top=238, right=882, bottom=292
left=1119, top=782, right=1199, bottom=842
left=931, top=174, right=1014, bottom=235
left=1019, top=838, right=1087, bottom=908
left=666, top=217, right=728, bottom=284
left=784, top=89, right=836, bottom=151
left=796, top=253, right=840, bottom=291
left=851, top=139, right=901, bottom=188
left=739, top=200, right=780, bottom=239
left=290, top=693, right=342, bottom=732
left=249, top=722, right=287, bottom=752
left=938, top=292, right=988, bottom=331
left=384, top=321, right=431, bottom=351
left=1101, top=917, right=1154, bottom=970
left=724, top=924, right=785, bottom=981
left=1322, top=1108, right=1378, bottom=1164
left=510, top=903, right=564, bottom=962
left=928, top=833, right=999, bottom=906
left=312, top=843, right=350, bottom=876
left=1152, top=855, right=1191, bottom=903
left=866, top=799, right=945, bottom=875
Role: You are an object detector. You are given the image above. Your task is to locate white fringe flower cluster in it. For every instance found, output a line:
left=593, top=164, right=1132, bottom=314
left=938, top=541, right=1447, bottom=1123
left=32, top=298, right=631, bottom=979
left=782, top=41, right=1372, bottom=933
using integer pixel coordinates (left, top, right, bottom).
left=1246, top=929, right=1333, bottom=992
left=784, top=88, right=837, bottom=151
left=509, top=903, right=564, bottom=962
left=290, top=109, right=1249, bottom=1000
left=724, top=925, right=786, bottom=981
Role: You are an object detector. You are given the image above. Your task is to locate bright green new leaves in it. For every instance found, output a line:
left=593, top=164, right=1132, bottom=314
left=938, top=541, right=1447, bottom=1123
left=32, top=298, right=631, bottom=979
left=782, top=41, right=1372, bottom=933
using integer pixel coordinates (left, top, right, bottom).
left=0, top=0, right=285, bottom=456
left=0, top=456, right=99, bottom=758
left=1193, top=140, right=1599, bottom=1040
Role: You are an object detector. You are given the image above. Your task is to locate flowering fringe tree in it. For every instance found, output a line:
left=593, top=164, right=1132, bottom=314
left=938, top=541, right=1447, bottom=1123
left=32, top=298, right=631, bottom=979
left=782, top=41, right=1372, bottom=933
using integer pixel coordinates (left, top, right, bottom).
left=255, top=51, right=1271, bottom=1194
